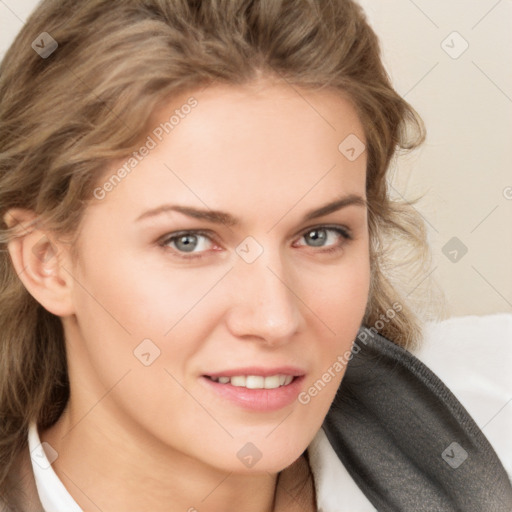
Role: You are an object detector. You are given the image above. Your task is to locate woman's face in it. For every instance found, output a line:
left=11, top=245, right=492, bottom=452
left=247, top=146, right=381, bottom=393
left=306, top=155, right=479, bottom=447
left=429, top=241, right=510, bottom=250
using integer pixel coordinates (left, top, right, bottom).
left=63, top=81, right=370, bottom=473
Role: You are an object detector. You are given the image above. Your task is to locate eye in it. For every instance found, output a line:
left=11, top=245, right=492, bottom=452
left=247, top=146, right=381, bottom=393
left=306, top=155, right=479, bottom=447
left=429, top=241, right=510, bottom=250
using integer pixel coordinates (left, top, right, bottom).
left=294, top=226, right=352, bottom=253
left=158, top=230, right=217, bottom=259
left=158, top=225, right=352, bottom=260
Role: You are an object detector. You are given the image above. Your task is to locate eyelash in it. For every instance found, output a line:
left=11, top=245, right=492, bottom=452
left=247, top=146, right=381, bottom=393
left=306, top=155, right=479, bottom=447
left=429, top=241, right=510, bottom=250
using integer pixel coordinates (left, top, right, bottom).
left=158, top=225, right=353, bottom=261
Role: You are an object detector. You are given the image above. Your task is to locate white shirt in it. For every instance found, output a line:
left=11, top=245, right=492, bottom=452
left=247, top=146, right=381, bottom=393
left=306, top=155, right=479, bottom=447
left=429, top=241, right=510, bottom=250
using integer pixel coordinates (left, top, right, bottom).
left=28, top=422, right=376, bottom=512
left=28, top=314, right=512, bottom=511
left=28, top=422, right=82, bottom=512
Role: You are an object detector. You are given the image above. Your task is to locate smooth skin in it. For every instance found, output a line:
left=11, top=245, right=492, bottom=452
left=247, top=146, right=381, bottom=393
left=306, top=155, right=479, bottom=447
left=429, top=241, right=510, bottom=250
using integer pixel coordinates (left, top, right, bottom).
left=5, top=79, right=370, bottom=512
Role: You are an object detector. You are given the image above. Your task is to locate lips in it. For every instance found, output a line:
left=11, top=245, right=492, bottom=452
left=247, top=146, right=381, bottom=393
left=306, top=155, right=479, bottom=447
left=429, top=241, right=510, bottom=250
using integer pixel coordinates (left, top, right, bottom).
left=201, top=366, right=306, bottom=411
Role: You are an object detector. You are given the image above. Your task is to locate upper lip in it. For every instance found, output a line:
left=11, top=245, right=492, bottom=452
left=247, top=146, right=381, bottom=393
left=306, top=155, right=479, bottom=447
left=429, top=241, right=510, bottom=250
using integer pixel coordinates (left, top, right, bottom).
left=204, top=366, right=306, bottom=378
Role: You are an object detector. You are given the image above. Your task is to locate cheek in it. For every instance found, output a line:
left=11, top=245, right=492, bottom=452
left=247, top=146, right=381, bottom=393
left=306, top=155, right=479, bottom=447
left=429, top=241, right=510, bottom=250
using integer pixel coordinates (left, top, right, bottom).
left=68, top=242, right=229, bottom=396
left=307, top=248, right=370, bottom=337
left=67, top=250, right=205, bottom=432
left=299, top=250, right=370, bottom=402
left=72, top=239, right=216, bottom=335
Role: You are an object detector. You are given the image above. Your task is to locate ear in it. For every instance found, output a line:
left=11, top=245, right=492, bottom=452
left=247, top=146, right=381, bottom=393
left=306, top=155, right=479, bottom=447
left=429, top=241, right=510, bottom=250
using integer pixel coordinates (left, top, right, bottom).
left=3, top=208, right=75, bottom=317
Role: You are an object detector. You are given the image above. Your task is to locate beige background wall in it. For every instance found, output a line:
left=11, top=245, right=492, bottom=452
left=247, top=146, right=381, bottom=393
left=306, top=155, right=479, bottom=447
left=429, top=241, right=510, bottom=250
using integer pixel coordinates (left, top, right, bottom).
left=358, top=0, right=512, bottom=317
left=1, top=0, right=511, bottom=317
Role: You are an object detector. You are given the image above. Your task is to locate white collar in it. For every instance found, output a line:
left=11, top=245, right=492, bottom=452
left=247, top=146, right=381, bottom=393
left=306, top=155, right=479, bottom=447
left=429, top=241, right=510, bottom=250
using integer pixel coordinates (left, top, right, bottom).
left=307, top=428, right=375, bottom=511
left=28, top=422, right=374, bottom=512
left=28, top=422, right=82, bottom=512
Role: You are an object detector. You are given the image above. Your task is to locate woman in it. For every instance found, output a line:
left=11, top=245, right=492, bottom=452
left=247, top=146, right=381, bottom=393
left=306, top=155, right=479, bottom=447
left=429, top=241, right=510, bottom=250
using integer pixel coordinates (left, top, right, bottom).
left=0, top=0, right=510, bottom=511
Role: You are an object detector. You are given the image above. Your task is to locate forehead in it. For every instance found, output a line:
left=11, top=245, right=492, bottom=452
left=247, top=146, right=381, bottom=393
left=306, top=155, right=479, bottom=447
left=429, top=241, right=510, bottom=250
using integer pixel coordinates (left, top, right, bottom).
left=150, top=81, right=365, bottom=160
left=93, top=81, right=367, bottom=223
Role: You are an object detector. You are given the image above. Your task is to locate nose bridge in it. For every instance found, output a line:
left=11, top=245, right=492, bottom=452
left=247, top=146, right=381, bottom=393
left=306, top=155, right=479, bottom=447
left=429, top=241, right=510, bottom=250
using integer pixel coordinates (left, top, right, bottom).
left=226, top=244, right=301, bottom=342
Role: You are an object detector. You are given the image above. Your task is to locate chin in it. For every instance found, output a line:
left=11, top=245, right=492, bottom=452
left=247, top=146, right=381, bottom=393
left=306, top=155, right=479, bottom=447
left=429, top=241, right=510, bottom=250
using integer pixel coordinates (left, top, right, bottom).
left=208, top=430, right=314, bottom=475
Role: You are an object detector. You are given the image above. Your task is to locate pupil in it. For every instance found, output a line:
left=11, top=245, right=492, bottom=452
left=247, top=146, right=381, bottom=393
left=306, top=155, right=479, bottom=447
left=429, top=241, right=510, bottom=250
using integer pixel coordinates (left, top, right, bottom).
left=176, top=235, right=197, bottom=252
left=307, top=229, right=326, bottom=247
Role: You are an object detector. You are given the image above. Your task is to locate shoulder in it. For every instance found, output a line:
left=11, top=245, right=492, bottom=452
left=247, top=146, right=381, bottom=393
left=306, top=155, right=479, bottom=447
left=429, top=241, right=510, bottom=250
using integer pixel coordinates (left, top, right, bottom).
left=322, top=322, right=512, bottom=511
left=413, top=313, right=512, bottom=478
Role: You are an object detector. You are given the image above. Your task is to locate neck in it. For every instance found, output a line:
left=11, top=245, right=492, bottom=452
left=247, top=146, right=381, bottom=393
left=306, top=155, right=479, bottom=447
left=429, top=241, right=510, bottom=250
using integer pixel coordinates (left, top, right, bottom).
left=41, top=409, right=283, bottom=512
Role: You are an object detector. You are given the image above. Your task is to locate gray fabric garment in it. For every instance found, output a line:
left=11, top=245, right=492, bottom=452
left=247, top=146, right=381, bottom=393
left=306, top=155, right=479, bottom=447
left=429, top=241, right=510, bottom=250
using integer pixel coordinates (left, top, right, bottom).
left=323, top=327, right=512, bottom=511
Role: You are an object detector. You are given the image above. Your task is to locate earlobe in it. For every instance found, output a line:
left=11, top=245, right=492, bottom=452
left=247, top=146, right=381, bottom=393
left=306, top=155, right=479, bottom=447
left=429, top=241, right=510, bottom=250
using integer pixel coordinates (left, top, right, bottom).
left=3, top=208, right=75, bottom=317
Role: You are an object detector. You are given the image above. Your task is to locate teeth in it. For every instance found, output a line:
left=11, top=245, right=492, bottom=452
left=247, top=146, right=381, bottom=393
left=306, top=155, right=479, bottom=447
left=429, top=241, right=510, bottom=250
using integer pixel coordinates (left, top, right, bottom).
left=209, top=374, right=295, bottom=389
left=230, top=376, right=247, bottom=387
left=246, top=376, right=264, bottom=389
left=263, top=375, right=281, bottom=389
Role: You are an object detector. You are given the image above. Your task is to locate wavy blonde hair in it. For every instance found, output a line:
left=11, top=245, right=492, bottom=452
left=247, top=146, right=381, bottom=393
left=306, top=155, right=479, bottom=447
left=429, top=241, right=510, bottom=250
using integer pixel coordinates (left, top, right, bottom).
left=0, top=0, right=428, bottom=491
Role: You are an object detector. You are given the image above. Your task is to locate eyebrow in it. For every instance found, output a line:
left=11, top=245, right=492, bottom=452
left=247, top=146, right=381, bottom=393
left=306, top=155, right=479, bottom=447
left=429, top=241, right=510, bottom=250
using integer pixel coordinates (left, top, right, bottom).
left=135, top=194, right=366, bottom=227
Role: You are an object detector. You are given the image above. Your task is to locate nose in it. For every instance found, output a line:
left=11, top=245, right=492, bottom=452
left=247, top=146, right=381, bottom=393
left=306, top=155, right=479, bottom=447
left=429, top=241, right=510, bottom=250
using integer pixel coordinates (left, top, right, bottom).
left=225, top=253, right=302, bottom=346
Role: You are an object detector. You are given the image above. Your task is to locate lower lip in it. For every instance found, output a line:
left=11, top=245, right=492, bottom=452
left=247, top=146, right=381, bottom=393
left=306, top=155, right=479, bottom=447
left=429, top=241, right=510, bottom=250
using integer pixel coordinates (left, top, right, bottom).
left=201, top=376, right=305, bottom=412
